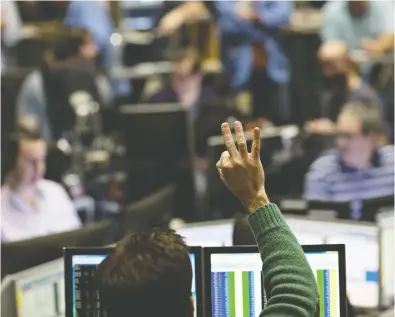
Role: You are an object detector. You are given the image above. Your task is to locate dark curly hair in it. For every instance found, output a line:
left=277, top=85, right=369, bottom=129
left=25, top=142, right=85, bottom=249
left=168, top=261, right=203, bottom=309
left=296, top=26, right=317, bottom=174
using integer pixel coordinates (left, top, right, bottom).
left=96, top=228, right=193, bottom=317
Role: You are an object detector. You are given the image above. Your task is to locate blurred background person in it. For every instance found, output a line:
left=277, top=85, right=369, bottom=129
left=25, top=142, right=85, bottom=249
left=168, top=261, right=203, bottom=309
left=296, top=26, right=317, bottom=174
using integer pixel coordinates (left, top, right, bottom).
left=305, top=40, right=382, bottom=135
left=1, top=0, right=22, bottom=72
left=15, top=28, right=112, bottom=142
left=1, top=126, right=81, bottom=242
left=321, top=0, right=394, bottom=75
left=146, top=47, right=216, bottom=120
left=304, top=101, right=393, bottom=208
left=158, top=1, right=294, bottom=124
left=64, top=0, right=131, bottom=97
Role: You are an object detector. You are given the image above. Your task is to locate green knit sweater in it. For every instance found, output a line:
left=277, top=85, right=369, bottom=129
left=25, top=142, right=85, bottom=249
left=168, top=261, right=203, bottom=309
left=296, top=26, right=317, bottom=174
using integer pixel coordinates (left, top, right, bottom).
left=248, top=203, right=319, bottom=317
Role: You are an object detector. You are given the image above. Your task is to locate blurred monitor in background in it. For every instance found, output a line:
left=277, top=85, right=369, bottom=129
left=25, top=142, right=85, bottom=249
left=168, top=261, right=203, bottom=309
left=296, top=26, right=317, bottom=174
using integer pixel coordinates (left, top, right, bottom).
left=1, top=126, right=81, bottom=243
left=16, top=28, right=112, bottom=142
left=304, top=101, right=394, bottom=219
left=1, top=221, right=115, bottom=278
left=118, top=103, right=196, bottom=220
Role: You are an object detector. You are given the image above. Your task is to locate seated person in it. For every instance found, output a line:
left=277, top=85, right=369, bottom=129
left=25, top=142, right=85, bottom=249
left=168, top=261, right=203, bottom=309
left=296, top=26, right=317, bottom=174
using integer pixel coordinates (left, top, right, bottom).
left=16, top=28, right=112, bottom=142
left=64, top=0, right=131, bottom=96
left=146, top=48, right=215, bottom=120
left=1, top=126, right=81, bottom=242
left=305, top=40, right=383, bottom=135
left=159, top=1, right=294, bottom=124
left=1, top=0, right=21, bottom=72
left=321, top=0, right=394, bottom=73
left=96, top=121, right=318, bottom=317
left=304, top=101, right=394, bottom=203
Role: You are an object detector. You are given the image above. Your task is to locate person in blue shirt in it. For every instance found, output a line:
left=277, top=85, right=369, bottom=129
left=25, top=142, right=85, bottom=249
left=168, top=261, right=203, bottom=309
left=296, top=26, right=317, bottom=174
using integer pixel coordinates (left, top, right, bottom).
left=321, top=0, right=394, bottom=75
left=64, top=0, right=131, bottom=96
left=158, top=1, right=294, bottom=124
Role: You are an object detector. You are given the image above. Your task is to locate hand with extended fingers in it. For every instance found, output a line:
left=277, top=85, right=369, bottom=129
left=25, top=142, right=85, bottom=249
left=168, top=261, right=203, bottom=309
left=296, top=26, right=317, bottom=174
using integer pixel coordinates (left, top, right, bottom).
left=216, top=121, right=269, bottom=213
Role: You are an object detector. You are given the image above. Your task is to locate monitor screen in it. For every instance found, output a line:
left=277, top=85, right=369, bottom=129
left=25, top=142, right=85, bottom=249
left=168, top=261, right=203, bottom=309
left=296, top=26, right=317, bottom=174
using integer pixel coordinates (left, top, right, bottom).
left=175, top=220, right=234, bottom=246
left=205, top=245, right=346, bottom=317
left=377, top=209, right=394, bottom=307
left=66, top=248, right=201, bottom=317
left=286, top=217, right=379, bottom=309
left=304, top=251, right=341, bottom=317
left=14, top=259, right=64, bottom=317
left=210, top=253, right=263, bottom=317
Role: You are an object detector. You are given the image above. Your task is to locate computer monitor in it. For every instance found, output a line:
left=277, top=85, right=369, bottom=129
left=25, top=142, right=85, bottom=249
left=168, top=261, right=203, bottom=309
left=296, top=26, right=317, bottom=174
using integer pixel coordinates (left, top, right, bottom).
left=64, top=246, right=203, bottom=317
left=118, top=103, right=196, bottom=219
left=377, top=209, right=394, bottom=308
left=1, top=258, right=64, bottom=317
left=286, top=216, right=379, bottom=309
left=2, top=221, right=115, bottom=278
left=203, top=245, right=347, bottom=317
left=174, top=219, right=234, bottom=246
left=308, top=195, right=394, bottom=222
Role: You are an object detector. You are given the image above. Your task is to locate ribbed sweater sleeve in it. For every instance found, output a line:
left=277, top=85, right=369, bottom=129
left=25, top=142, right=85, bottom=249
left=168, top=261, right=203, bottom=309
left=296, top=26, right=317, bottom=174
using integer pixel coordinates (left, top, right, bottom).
left=248, top=203, right=319, bottom=317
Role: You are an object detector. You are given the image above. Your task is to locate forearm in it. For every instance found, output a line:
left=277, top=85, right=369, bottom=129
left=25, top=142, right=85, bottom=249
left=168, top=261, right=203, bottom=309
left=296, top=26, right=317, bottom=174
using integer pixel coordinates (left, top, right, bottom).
left=375, top=33, right=394, bottom=53
left=248, top=204, right=319, bottom=317
left=176, top=1, right=208, bottom=22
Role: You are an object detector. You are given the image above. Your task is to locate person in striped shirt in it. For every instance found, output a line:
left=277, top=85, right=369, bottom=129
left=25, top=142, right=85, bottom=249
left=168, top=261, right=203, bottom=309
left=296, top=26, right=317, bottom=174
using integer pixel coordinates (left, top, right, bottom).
left=304, top=101, right=394, bottom=203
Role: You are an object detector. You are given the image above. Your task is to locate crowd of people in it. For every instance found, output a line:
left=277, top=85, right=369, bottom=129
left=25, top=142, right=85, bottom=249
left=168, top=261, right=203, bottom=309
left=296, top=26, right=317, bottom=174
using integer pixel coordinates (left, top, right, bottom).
left=1, top=0, right=393, bottom=228
left=1, top=1, right=394, bottom=315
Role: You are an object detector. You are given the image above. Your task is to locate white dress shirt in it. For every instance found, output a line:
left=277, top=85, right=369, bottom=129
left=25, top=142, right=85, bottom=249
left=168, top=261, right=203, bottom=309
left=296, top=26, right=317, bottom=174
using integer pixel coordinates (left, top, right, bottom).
left=1, top=179, right=82, bottom=242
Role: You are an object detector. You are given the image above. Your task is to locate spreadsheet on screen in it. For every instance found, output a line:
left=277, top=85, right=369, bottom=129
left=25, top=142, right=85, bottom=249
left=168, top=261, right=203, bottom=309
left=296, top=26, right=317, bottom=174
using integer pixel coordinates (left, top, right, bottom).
left=287, top=218, right=379, bottom=308
left=209, top=251, right=341, bottom=317
left=71, top=253, right=198, bottom=317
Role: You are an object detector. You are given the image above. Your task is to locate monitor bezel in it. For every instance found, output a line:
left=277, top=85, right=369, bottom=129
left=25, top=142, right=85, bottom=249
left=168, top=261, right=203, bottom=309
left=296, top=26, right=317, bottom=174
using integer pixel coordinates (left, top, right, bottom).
left=203, top=244, right=347, bottom=317
left=377, top=208, right=394, bottom=309
left=64, top=247, right=114, bottom=317
left=64, top=246, right=203, bottom=317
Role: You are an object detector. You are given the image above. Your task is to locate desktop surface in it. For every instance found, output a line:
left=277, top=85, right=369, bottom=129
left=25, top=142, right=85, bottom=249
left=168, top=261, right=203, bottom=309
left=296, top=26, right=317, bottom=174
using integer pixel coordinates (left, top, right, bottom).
left=286, top=217, right=379, bottom=309
left=65, top=248, right=201, bottom=317
left=205, top=245, right=346, bottom=317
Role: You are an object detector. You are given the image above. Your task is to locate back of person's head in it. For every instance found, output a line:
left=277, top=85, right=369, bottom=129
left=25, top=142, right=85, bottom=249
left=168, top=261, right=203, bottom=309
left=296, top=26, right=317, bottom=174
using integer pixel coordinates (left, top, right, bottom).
left=233, top=213, right=256, bottom=246
left=47, top=28, right=96, bottom=63
left=318, top=40, right=356, bottom=77
left=338, top=101, right=384, bottom=136
left=1, top=124, right=43, bottom=184
left=96, top=228, right=194, bottom=317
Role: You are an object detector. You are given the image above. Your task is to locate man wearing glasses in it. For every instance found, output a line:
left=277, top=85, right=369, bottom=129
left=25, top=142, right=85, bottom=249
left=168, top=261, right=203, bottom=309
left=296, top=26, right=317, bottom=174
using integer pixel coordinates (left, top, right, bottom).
left=304, top=101, right=393, bottom=211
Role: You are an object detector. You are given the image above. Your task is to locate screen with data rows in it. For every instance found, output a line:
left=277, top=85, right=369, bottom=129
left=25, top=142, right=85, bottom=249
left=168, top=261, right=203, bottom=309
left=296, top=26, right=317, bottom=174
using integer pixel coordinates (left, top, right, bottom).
left=70, top=253, right=198, bottom=317
left=208, top=249, right=343, bottom=317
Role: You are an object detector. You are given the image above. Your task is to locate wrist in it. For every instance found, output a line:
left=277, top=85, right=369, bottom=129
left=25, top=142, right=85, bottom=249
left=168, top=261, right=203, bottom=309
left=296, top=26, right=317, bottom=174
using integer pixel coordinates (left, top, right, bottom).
left=244, top=192, right=270, bottom=213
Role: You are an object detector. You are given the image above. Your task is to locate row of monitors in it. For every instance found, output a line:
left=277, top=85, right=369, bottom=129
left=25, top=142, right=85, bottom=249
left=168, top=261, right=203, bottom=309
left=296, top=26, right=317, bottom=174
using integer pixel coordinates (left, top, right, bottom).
left=2, top=211, right=392, bottom=317
left=175, top=210, right=394, bottom=309
left=64, top=244, right=347, bottom=317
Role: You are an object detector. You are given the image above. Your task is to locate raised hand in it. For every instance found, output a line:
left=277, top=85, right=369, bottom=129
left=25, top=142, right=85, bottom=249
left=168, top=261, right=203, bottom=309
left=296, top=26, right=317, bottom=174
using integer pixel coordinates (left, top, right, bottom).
left=216, top=121, right=269, bottom=213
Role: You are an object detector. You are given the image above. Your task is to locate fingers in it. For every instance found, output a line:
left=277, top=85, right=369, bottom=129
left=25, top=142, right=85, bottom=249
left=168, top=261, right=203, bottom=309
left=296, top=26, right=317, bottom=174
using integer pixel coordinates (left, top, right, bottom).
left=216, top=151, right=231, bottom=169
left=234, top=121, right=248, bottom=158
left=251, top=127, right=261, bottom=160
left=221, top=122, right=238, bottom=159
